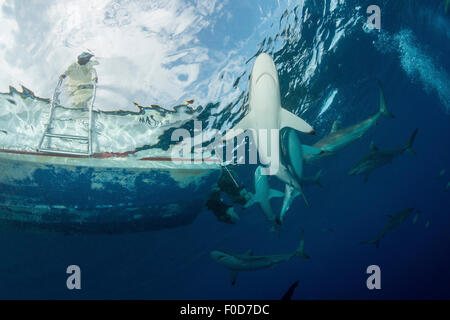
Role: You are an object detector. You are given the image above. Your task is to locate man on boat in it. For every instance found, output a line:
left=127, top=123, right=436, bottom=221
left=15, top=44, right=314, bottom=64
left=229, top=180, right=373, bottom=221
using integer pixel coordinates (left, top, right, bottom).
left=61, top=52, right=98, bottom=109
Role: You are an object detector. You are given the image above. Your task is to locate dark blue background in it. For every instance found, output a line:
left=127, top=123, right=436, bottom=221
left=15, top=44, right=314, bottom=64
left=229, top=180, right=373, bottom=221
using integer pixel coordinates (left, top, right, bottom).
left=0, top=0, right=449, bottom=299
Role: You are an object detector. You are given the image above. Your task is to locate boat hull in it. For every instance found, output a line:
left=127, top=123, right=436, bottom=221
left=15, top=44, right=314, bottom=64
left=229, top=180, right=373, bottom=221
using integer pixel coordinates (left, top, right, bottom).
left=0, top=151, right=220, bottom=234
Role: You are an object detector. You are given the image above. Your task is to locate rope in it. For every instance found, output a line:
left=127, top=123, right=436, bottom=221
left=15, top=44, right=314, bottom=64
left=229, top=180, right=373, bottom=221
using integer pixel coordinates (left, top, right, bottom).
left=223, top=165, right=239, bottom=189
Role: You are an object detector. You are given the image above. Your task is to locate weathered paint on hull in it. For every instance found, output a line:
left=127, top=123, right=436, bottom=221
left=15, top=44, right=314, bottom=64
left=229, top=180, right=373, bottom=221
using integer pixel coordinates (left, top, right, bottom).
left=0, top=152, right=220, bottom=234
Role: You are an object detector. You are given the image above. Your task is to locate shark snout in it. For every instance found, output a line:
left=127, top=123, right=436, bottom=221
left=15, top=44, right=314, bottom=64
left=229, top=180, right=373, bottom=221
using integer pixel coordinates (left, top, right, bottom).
left=251, top=53, right=278, bottom=88
left=210, top=250, right=226, bottom=262
left=254, top=53, right=276, bottom=72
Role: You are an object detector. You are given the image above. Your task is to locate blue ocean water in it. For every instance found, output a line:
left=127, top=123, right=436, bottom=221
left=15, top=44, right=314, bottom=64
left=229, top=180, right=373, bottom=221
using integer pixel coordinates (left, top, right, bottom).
left=0, top=0, right=449, bottom=299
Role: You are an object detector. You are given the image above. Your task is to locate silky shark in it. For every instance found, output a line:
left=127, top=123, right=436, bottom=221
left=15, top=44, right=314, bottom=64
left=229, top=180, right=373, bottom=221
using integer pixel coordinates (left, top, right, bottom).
left=210, top=230, right=309, bottom=285
left=305, top=82, right=394, bottom=163
left=348, top=128, right=419, bottom=182
left=279, top=170, right=324, bottom=224
left=222, top=53, right=315, bottom=181
left=279, top=128, right=322, bottom=223
left=361, top=208, right=415, bottom=248
left=279, top=186, right=300, bottom=224
left=245, top=166, right=284, bottom=233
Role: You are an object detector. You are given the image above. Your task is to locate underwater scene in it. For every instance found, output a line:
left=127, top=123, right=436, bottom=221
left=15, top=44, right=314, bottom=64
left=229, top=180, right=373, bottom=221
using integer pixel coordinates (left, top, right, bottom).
left=0, top=0, right=449, bottom=299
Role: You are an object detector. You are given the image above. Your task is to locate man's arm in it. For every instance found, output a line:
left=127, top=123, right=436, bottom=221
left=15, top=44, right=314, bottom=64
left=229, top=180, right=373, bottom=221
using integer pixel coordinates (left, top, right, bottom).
left=91, top=68, right=98, bottom=83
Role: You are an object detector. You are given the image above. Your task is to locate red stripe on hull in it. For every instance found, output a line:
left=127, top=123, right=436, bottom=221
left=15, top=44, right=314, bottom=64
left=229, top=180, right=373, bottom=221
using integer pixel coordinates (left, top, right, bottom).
left=0, top=149, right=220, bottom=163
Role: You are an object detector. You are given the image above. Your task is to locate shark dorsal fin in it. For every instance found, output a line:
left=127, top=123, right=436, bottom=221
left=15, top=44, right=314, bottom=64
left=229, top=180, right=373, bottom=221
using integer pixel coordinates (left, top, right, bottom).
left=330, top=120, right=340, bottom=134
left=370, top=141, right=379, bottom=151
left=245, top=249, right=254, bottom=256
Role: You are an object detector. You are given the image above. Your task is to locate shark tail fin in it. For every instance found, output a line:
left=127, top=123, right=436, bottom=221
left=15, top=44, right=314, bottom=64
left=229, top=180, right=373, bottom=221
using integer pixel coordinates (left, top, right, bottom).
left=270, top=224, right=281, bottom=238
left=314, top=170, right=324, bottom=188
left=230, top=270, right=238, bottom=286
left=378, top=81, right=395, bottom=119
left=295, top=229, right=310, bottom=259
left=360, top=238, right=380, bottom=248
left=404, top=128, right=419, bottom=155
left=300, top=189, right=309, bottom=207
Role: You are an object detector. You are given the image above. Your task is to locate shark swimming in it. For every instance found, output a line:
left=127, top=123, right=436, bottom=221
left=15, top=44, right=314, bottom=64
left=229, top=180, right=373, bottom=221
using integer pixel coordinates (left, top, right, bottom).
left=222, top=53, right=317, bottom=230
left=361, top=208, right=415, bottom=248
left=348, top=128, right=419, bottom=182
left=210, top=230, right=309, bottom=285
left=245, top=166, right=284, bottom=233
left=279, top=185, right=300, bottom=224
left=279, top=128, right=322, bottom=223
left=305, top=82, right=394, bottom=163
left=279, top=169, right=324, bottom=224
left=222, top=53, right=315, bottom=181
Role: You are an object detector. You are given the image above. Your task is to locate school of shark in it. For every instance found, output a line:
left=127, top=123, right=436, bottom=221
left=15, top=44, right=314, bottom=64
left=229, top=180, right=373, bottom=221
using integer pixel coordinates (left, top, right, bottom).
left=208, top=53, right=429, bottom=285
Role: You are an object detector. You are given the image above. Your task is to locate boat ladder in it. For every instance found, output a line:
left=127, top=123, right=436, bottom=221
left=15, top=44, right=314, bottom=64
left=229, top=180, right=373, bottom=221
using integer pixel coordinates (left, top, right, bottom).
left=37, top=73, right=97, bottom=156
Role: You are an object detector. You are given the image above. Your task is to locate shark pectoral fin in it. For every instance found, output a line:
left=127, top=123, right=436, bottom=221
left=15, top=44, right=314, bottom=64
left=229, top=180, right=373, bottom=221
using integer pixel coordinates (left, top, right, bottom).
left=221, top=113, right=253, bottom=141
left=230, top=270, right=238, bottom=286
left=404, top=128, right=418, bottom=155
left=378, top=81, right=395, bottom=119
left=330, top=120, right=340, bottom=134
left=279, top=108, right=315, bottom=134
left=301, top=145, right=323, bottom=156
left=300, top=188, right=309, bottom=207
left=295, top=229, right=310, bottom=259
left=270, top=225, right=281, bottom=237
left=315, top=170, right=324, bottom=188
left=269, top=188, right=284, bottom=199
